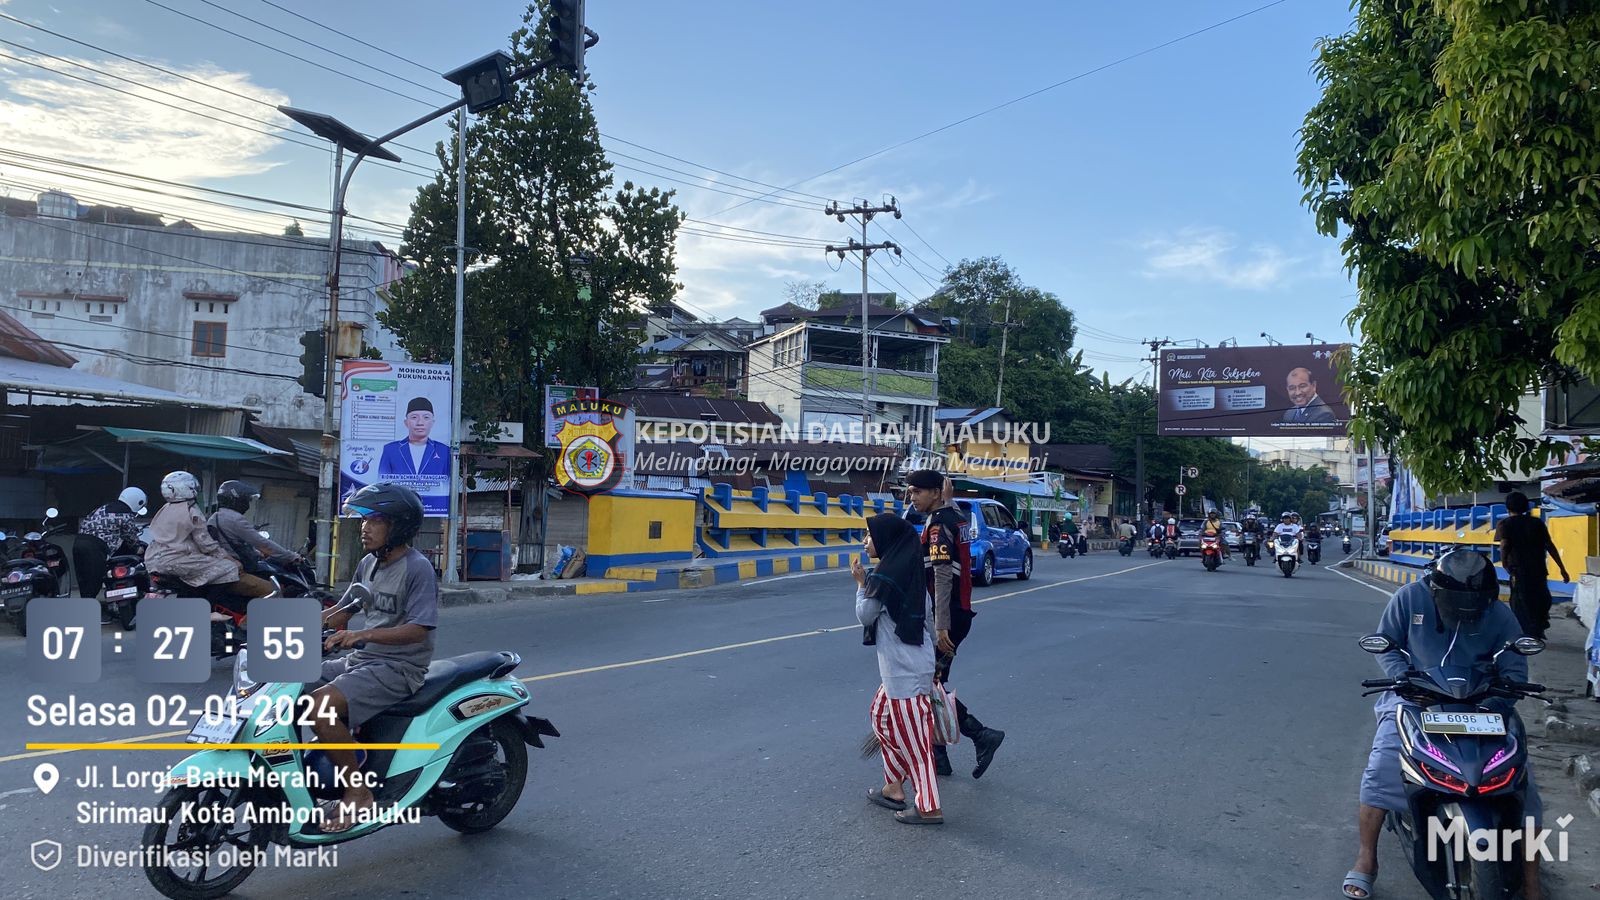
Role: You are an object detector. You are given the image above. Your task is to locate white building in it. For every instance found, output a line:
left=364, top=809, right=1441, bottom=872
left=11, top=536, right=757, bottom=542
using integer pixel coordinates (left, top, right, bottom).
left=0, top=191, right=406, bottom=433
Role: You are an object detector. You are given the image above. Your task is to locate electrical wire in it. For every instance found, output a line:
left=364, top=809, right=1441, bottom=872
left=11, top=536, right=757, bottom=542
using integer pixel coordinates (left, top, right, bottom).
left=254, top=0, right=445, bottom=77
left=193, top=0, right=455, bottom=100
left=1, top=303, right=313, bottom=358
left=701, top=0, right=1296, bottom=219
left=136, top=0, right=440, bottom=106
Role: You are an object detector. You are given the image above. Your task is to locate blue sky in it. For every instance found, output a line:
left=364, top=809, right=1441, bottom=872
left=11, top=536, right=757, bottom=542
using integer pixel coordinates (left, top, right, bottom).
left=0, top=0, right=1358, bottom=387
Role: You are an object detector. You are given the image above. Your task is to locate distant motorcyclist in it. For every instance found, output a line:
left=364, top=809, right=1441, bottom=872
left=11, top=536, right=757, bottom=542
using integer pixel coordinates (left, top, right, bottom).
left=1200, top=510, right=1229, bottom=558
left=1147, top=521, right=1165, bottom=543
left=1164, top=517, right=1179, bottom=542
left=73, top=486, right=146, bottom=599
left=1342, top=549, right=1543, bottom=900
left=208, top=480, right=302, bottom=574
left=145, top=471, right=274, bottom=604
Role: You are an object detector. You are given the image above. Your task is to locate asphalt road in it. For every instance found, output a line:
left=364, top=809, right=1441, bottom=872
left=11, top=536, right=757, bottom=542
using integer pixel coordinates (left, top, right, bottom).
left=0, top=548, right=1588, bottom=898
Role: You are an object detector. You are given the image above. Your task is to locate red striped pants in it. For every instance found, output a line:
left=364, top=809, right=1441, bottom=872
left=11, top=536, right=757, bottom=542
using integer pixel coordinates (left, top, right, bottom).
left=870, top=686, right=941, bottom=815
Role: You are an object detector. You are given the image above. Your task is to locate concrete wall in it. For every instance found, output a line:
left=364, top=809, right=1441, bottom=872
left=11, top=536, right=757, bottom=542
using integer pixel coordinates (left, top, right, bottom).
left=0, top=214, right=405, bottom=430
left=585, top=491, right=698, bottom=575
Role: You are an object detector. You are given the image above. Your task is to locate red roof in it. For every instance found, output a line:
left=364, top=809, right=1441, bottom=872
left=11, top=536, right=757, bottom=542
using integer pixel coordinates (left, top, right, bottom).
left=0, top=309, right=77, bottom=367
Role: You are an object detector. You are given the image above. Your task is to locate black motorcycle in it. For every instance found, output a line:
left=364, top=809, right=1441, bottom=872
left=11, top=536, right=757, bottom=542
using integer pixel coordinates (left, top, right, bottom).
left=1118, top=536, right=1134, bottom=557
left=1, top=507, right=71, bottom=635
left=102, top=541, right=149, bottom=631
left=1241, top=532, right=1261, bottom=567
left=1058, top=535, right=1077, bottom=558
left=1306, top=536, right=1322, bottom=566
left=1358, top=633, right=1548, bottom=900
left=1147, top=537, right=1164, bottom=557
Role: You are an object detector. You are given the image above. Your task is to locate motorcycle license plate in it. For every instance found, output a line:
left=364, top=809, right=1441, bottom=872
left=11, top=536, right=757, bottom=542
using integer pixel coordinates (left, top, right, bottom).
left=1421, top=712, right=1505, bottom=735
left=105, top=586, right=138, bottom=599
left=186, top=702, right=246, bottom=745
left=1, top=585, right=29, bottom=601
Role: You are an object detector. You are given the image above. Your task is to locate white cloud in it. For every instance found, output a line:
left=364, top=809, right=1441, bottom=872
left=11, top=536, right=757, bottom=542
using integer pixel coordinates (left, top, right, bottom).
left=0, top=57, right=289, bottom=183
left=1141, top=227, right=1297, bottom=290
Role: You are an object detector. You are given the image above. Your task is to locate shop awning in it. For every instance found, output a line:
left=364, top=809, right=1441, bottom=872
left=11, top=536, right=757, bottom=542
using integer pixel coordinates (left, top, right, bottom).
left=102, top=427, right=289, bottom=461
left=954, top=475, right=1078, bottom=502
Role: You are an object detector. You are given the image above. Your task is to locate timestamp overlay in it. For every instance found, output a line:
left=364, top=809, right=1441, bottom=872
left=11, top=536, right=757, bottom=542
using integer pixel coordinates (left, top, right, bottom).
left=10, top=595, right=440, bottom=889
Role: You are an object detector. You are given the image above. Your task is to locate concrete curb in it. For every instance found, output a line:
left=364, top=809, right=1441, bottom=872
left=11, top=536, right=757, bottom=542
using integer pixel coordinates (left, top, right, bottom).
left=438, top=579, right=638, bottom=607
left=605, top=550, right=856, bottom=591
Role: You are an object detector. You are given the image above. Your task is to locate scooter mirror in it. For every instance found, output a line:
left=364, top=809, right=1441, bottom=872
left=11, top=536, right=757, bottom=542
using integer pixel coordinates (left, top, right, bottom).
left=1358, top=634, right=1395, bottom=654
left=0, top=531, right=7, bottom=541
left=44, top=507, right=59, bottom=519
left=325, top=583, right=373, bottom=620
left=1511, top=636, right=1546, bottom=656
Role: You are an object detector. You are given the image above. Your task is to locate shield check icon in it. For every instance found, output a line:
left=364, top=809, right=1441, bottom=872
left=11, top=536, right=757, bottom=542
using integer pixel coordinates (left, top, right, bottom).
left=31, top=839, right=63, bottom=871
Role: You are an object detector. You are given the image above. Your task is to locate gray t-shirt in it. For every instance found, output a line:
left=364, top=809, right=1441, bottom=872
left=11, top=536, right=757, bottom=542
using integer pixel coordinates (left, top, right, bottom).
left=349, top=548, right=438, bottom=674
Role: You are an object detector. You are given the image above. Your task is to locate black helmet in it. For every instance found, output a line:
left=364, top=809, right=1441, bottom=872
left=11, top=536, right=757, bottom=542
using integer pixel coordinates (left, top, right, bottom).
left=1427, top=549, right=1498, bottom=630
left=216, top=480, right=260, bottom=513
left=343, top=483, right=424, bottom=553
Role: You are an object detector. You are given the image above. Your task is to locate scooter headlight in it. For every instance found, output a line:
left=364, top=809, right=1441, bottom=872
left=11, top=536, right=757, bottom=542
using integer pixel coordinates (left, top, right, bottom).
left=1483, top=738, right=1517, bottom=774
left=232, top=649, right=263, bottom=699
left=1480, top=766, right=1518, bottom=793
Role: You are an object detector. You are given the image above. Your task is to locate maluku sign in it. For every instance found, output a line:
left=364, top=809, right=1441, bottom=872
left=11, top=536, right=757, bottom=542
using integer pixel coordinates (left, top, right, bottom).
left=1157, top=344, right=1351, bottom=437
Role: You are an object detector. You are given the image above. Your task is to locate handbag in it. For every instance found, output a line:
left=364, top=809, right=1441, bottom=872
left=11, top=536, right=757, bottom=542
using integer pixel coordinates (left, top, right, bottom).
left=930, top=682, right=960, bottom=746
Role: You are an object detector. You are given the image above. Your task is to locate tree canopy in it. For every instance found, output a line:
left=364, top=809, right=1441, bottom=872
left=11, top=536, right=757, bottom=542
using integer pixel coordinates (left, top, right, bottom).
left=379, top=1, right=683, bottom=457
left=1298, top=0, right=1600, bottom=491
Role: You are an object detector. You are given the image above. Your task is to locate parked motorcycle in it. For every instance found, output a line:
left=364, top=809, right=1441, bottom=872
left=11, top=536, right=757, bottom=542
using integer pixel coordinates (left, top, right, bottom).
left=1241, top=532, right=1260, bottom=567
left=1306, top=536, right=1322, bottom=566
left=1357, top=632, right=1547, bottom=900
left=142, top=584, right=560, bottom=900
left=1200, top=534, right=1224, bottom=572
left=0, top=507, right=71, bottom=635
left=1275, top=534, right=1301, bottom=577
left=101, top=541, right=149, bottom=631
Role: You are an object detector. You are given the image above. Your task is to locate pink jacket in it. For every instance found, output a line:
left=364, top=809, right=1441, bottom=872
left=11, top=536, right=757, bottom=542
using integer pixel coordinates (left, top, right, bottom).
left=144, top=502, right=239, bottom=586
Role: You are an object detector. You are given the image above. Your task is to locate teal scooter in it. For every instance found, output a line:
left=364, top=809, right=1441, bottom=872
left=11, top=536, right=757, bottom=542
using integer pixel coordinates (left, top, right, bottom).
left=141, top=586, right=559, bottom=900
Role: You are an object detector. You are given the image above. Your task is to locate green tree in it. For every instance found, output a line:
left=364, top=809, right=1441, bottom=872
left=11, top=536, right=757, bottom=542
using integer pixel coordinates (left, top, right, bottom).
left=283, top=219, right=304, bottom=237
left=1298, top=1, right=1600, bottom=492
left=379, top=1, right=684, bottom=456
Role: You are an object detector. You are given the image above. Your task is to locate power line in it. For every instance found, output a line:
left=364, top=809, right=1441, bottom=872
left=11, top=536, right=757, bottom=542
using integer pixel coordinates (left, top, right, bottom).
left=254, top=0, right=445, bottom=77
left=599, top=132, right=840, bottom=206
left=192, top=0, right=455, bottom=100
left=10, top=333, right=300, bottom=382
left=900, top=218, right=953, bottom=268
left=136, top=0, right=440, bottom=106
left=0, top=302, right=310, bottom=359
left=702, top=0, right=1295, bottom=219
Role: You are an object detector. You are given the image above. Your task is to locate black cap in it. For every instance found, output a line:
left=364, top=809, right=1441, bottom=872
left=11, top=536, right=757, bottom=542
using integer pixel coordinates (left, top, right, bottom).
left=906, top=469, right=944, bottom=489
left=407, top=397, right=433, bottom=415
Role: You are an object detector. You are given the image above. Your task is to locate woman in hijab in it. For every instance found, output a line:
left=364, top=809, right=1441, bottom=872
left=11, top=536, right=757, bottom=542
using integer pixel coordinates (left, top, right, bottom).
left=853, top=512, right=942, bottom=824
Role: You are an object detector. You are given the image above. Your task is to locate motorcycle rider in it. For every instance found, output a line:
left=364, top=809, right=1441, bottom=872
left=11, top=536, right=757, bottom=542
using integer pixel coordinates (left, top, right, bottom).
left=144, top=471, right=274, bottom=610
left=1304, top=518, right=1323, bottom=563
left=73, top=486, right=146, bottom=599
left=1200, top=509, right=1229, bottom=559
left=313, top=482, right=439, bottom=833
left=1274, top=512, right=1303, bottom=560
left=207, top=480, right=303, bottom=574
left=1342, top=549, right=1542, bottom=900
left=1240, top=512, right=1265, bottom=560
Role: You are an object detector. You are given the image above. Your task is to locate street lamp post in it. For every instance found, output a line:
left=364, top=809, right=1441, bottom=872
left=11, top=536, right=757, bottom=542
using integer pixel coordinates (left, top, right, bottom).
left=1259, top=331, right=1283, bottom=346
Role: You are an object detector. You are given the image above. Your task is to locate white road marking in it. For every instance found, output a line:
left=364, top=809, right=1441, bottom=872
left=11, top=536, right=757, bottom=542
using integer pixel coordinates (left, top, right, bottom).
left=1329, top=564, right=1395, bottom=597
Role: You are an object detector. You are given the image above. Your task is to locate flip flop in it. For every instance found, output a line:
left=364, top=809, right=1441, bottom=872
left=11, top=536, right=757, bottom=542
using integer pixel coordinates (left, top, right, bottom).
left=320, top=799, right=373, bottom=834
left=1341, top=869, right=1375, bottom=899
left=867, top=788, right=907, bottom=811
left=894, top=808, right=944, bottom=825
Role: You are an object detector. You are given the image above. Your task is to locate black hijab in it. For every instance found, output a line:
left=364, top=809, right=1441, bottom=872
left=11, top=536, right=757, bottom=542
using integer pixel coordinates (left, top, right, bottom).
left=865, top=513, right=926, bottom=646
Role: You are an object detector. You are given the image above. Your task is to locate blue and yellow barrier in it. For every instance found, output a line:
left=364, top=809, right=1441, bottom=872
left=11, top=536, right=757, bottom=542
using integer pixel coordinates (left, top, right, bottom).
left=1384, top=505, right=1595, bottom=599
left=585, top=490, right=698, bottom=578
left=696, top=483, right=904, bottom=559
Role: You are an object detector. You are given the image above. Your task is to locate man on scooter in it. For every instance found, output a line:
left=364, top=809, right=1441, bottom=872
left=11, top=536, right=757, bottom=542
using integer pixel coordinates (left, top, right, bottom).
left=1342, top=550, right=1542, bottom=900
left=208, top=480, right=303, bottom=574
left=1240, top=512, right=1264, bottom=560
left=312, top=482, right=439, bottom=833
left=1200, top=509, right=1229, bottom=559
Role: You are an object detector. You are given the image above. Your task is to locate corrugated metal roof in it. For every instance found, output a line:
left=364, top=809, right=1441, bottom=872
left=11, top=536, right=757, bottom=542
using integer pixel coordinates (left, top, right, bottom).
left=615, top=391, right=781, bottom=425
left=0, top=354, right=249, bottom=410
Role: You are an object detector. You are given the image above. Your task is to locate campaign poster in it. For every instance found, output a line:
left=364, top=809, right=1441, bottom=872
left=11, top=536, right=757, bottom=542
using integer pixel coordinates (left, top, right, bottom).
left=339, top=360, right=454, bottom=517
left=1157, top=344, right=1351, bottom=437
left=543, top=384, right=599, bottom=447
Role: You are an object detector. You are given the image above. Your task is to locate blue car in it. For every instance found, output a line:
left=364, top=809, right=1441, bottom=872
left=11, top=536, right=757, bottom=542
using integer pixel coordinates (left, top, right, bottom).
left=905, top=498, right=1035, bottom=586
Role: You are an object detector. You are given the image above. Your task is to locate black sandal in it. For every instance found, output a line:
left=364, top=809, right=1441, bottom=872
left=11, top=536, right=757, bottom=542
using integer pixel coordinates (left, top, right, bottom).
left=867, top=788, right=907, bottom=811
left=894, top=808, right=944, bottom=825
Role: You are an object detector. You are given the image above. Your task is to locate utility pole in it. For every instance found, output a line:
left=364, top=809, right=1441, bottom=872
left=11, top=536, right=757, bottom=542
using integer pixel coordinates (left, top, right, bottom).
left=824, top=198, right=901, bottom=437
left=1137, top=337, right=1174, bottom=522
left=995, top=292, right=1013, bottom=408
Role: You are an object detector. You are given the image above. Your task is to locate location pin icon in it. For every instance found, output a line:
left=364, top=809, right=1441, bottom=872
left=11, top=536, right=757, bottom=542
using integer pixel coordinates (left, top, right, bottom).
left=33, top=763, right=59, bottom=795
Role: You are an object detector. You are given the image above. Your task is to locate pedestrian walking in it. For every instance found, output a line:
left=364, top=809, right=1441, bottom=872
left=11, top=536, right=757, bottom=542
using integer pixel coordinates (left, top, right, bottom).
left=853, top=513, right=942, bottom=824
left=904, top=469, right=1005, bottom=779
left=1493, top=491, right=1570, bottom=640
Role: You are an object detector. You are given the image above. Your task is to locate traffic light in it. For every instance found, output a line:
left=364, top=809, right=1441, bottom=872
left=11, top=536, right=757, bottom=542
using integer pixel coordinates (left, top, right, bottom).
left=548, top=0, right=586, bottom=79
left=298, top=330, right=325, bottom=397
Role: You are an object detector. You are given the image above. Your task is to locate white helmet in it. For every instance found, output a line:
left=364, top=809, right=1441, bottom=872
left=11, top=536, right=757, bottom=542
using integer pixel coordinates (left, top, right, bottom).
left=160, top=471, right=200, bottom=502
left=118, top=486, right=147, bottom=513
left=1168, top=518, right=1176, bottom=525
